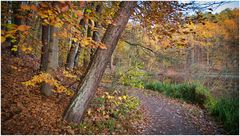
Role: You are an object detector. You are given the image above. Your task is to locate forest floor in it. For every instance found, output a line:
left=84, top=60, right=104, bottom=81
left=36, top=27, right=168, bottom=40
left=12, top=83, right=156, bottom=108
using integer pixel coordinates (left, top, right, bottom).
left=1, top=51, right=223, bottom=134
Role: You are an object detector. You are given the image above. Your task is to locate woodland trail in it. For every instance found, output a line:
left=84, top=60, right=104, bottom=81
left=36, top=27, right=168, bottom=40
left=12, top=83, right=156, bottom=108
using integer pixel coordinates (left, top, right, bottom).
left=127, top=88, right=223, bottom=135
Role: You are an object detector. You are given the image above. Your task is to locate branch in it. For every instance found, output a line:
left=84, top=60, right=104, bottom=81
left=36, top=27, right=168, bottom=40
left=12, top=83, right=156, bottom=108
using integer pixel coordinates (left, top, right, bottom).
left=181, top=1, right=232, bottom=12
left=124, top=40, right=179, bottom=63
left=124, top=40, right=156, bottom=54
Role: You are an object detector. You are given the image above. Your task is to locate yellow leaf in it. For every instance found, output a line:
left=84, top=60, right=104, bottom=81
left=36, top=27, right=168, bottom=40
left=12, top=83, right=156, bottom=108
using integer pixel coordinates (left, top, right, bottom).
left=87, top=109, right=92, bottom=115
left=72, top=38, right=78, bottom=42
left=1, top=36, right=6, bottom=43
left=81, top=37, right=91, bottom=47
left=11, top=47, right=18, bottom=52
left=118, top=96, right=122, bottom=100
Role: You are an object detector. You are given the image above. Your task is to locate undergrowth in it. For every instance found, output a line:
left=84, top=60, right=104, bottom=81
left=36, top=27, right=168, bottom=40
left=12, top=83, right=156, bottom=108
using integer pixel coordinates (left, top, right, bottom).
left=70, top=89, right=143, bottom=134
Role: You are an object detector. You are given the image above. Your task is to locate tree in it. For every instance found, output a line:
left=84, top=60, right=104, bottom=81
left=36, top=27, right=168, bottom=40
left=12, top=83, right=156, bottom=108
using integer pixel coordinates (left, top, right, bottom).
left=66, top=18, right=86, bottom=69
left=40, top=24, right=59, bottom=96
left=90, top=4, right=102, bottom=58
left=66, top=41, right=80, bottom=69
left=64, top=1, right=137, bottom=123
left=10, top=1, right=22, bottom=56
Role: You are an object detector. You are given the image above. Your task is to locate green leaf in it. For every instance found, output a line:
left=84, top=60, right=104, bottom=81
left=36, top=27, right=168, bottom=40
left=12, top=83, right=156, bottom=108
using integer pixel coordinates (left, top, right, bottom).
left=4, top=24, right=17, bottom=29
left=11, top=47, right=18, bottom=52
left=11, top=39, right=17, bottom=43
left=85, top=9, right=91, bottom=13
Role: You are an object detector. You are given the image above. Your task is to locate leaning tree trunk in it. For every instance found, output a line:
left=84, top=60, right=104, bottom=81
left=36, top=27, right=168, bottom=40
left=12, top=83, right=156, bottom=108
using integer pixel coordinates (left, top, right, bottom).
left=40, top=25, right=59, bottom=96
left=64, top=1, right=136, bottom=123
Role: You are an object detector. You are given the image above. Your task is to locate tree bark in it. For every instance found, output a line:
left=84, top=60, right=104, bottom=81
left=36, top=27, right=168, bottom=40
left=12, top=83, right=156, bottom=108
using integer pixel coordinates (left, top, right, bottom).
left=89, top=4, right=102, bottom=66
left=40, top=25, right=50, bottom=71
left=73, top=46, right=82, bottom=67
left=40, top=25, right=59, bottom=96
left=64, top=1, right=136, bottom=123
left=90, top=20, right=101, bottom=58
left=66, top=42, right=79, bottom=69
left=10, top=1, right=21, bottom=56
left=48, top=26, right=59, bottom=69
left=74, top=19, right=86, bottom=67
left=81, top=19, right=93, bottom=69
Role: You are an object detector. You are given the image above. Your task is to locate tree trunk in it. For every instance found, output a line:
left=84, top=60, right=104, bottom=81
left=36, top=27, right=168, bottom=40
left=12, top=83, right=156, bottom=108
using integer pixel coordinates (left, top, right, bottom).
left=48, top=26, right=59, bottom=69
left=64, top=1, right=136, bottom=123
left=40, top=25, right=59, bottom=96
left=10, top=1, right=21, bottom=56
left=40, top=25, right=50, bottom=71
left=81, top=19, right=93, bottom=69
left=90, top=20, right=101, bottom=58
left=66, top=42, right=79, bottom=69
left=74, top=19, right=86, bottom=67
left=89, top=4, right=102, bottom=65
left=73, top=47, right=82, bottom=67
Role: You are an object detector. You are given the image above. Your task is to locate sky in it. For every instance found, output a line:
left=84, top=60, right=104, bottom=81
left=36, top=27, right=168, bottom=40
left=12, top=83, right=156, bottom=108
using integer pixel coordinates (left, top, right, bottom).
left=213, top=1, right=239, bottom=13
left=177, top=0, right=239, bottom=14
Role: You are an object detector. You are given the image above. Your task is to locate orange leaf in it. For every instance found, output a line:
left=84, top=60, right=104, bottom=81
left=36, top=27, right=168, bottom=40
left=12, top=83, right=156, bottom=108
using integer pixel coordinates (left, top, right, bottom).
left=20, top=5, right=30, bottom=10
left=17, top=25, right=31, bottom=31
left=76, top=10, right=83, bottom=18
left=61, top=5, right=69, bottom=12
left=40, top=2, right=48, bottom=8
left=30, top=4, right=37, bottom=11
left=99, top=43, right=107, bottom=49
left=79, top=2, right=86, bottom=8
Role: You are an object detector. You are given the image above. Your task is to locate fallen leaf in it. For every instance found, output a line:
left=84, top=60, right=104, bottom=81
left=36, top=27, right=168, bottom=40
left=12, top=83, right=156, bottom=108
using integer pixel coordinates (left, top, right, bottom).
left=17, top=25, right=31, bottom=31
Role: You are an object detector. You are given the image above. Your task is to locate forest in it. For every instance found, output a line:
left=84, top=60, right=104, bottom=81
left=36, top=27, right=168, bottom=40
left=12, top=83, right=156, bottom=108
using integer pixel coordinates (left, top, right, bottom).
left=1, top=1, right=239, bottom=135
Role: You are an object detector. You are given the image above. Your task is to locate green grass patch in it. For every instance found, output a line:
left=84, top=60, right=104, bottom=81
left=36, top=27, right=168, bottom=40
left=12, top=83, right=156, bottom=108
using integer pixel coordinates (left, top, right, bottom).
left=209, top=98, right=239, bottom=134
left=144, top=82, right=211, bottom=106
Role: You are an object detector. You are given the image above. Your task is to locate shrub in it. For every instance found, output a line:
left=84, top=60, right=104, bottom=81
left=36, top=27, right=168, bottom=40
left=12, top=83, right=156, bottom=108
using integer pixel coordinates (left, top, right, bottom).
left=76, top=90, right=142, bottom=134
left=117, top=62, right=147, bottom=89
left=209, top=98, right=239, bottom=134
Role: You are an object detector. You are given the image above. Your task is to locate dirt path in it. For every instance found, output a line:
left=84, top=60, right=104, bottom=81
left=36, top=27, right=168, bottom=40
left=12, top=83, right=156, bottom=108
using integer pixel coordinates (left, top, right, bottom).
left=128, top=88, right=222, bottom=135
